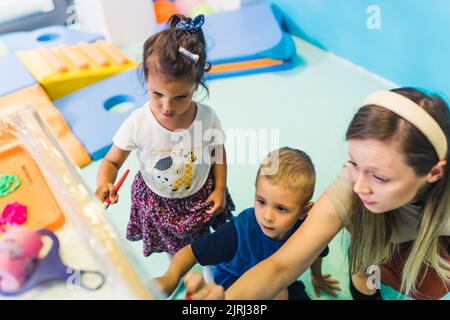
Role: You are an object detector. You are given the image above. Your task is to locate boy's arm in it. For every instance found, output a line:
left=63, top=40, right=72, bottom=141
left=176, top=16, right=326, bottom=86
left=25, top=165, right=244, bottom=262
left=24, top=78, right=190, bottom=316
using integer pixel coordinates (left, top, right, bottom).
left=154, top=245, right=197, bottom=295
left=310, top=256, right=341, bottom=297
left=166, top=245, right=197, bottom=279
left=155, top=220, right=238, bottom=296
left=310, top=257, right=323, bottom=277
left=309, top=245, right=329, bottom=276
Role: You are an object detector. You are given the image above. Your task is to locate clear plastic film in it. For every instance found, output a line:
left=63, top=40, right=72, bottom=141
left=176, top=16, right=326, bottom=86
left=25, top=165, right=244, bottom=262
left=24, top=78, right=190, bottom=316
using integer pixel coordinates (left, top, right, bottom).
left=0, top=104, right=166, bottom=299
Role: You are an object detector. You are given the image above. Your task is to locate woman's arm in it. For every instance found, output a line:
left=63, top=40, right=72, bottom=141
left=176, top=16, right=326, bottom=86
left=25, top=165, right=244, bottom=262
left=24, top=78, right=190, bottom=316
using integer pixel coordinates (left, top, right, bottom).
left=224, top=193, right=344, bottom=299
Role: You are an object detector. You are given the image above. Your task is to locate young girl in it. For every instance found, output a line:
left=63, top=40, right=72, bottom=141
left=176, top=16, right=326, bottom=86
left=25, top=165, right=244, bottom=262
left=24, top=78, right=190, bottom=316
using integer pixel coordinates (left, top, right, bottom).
left=96, top=14, right=235, bottom=257
left=184, top=87, right=450, bottom=300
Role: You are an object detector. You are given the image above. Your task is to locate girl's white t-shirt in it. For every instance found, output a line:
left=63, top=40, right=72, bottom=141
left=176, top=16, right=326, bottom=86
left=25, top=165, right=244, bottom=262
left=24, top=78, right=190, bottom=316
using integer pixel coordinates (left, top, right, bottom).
left=113, top=102, right=225, bottom=199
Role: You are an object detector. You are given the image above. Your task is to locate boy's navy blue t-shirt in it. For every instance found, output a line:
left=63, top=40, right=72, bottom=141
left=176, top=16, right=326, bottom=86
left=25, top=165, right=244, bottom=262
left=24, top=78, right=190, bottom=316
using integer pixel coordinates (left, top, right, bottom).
left=191, top=207, right=329, bottom=289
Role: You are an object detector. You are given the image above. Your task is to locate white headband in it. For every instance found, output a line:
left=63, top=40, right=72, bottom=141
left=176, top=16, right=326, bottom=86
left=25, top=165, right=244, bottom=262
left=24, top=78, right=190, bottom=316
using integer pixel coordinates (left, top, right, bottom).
left=178, top=47, right=199, bottom=64
left=363, top=91, right=448, bottom=160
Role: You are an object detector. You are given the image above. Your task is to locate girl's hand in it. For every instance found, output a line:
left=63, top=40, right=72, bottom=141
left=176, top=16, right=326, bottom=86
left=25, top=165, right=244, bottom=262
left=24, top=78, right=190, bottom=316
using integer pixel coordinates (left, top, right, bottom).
left=311, top=273, right=341, bottom=297
left=95, top=183, right=119, bottom=204
left=205, top=188, right=226, bottom=216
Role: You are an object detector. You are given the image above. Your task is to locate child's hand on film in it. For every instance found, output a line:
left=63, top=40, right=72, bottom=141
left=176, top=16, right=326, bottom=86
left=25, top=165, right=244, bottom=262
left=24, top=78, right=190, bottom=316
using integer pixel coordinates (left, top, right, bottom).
left=153, top=274, right=180, bottom=296
left=184, top=272, right=225, bottom=300
left=205, top=188, right=226, bottom=216
left=95, top=183, right=119, bottom=204
left=311, top=273, right=341, bottom=298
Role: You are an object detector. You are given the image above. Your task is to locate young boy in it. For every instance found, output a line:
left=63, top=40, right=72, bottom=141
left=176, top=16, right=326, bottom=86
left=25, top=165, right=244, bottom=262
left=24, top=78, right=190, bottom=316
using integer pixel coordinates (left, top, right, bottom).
left=153, top=147, right=340, bottom=299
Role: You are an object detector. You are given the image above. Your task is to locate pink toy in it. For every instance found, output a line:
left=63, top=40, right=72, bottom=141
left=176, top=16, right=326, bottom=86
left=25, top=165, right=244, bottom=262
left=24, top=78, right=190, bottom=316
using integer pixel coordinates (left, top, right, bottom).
left=0, top=202, right=27, bottom=227
left=0, top=226, right=43, bottom=292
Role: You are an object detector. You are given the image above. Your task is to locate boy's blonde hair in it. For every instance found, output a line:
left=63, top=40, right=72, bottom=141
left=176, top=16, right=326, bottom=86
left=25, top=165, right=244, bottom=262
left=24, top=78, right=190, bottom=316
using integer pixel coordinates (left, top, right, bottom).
left=256, top=147, right=316, bottom=203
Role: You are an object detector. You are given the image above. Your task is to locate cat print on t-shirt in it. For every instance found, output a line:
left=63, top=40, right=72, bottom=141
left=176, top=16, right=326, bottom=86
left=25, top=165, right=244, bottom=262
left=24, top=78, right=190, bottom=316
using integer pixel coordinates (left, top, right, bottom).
left=151, top=147, right=201, bottom=197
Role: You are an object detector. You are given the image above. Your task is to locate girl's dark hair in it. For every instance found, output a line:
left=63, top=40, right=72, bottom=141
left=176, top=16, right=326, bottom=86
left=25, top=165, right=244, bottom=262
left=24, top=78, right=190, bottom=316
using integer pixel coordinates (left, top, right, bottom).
left=139, top=14, right=210, bottom=95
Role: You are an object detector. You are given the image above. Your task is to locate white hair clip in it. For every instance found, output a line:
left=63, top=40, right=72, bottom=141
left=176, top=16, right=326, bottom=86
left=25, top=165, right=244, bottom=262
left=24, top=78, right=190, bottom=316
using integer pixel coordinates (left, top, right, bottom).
left=178, top=47, right=199, bottom=64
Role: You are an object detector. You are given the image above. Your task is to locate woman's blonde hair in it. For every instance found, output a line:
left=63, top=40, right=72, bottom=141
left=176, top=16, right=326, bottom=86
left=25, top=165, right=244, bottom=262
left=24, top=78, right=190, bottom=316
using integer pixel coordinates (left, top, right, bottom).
left=256, top=147, right=316, bottom=203
left=346, top=88, right=450, bottom=297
